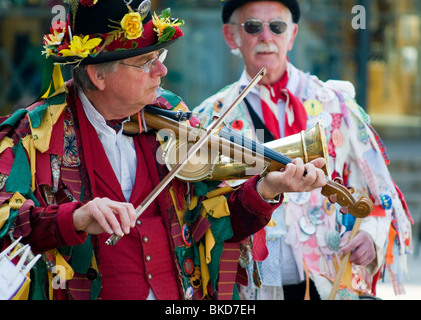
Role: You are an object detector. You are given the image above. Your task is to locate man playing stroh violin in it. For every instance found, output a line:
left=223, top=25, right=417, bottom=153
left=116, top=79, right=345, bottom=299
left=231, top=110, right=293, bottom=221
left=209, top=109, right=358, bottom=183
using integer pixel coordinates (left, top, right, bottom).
left=0, top=0, right=327, bottom=300
left=196, top=0, right=413, bottom=299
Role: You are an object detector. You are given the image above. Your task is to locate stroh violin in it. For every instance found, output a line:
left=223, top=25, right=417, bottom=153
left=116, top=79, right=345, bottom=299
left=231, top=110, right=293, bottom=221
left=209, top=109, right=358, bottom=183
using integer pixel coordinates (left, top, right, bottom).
left=106, top=67, right=373, bottom=246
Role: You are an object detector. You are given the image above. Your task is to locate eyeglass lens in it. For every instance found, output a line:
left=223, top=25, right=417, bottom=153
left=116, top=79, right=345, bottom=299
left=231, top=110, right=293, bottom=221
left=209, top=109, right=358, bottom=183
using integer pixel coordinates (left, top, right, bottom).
left=119, top=49, right=168, bottom=73
left=144, top=49, right=167, bottom=72
left=243, top=20, right=287, bottom=35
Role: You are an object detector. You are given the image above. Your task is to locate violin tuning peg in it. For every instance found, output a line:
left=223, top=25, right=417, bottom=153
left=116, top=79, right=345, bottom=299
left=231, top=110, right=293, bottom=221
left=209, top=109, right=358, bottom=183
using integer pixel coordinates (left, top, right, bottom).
left=348, top=186, right=355, bottom=194
left=333, top=177, right=344, bottom=185
left=328, top=194, right=338, bottom=204
left=339, top=206, right=349, bottom=215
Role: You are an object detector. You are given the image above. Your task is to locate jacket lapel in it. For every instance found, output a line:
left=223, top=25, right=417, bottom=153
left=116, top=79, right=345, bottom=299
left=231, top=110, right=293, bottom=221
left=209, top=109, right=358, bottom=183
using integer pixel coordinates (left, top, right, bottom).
left=73, top=89, right=125, bottom=202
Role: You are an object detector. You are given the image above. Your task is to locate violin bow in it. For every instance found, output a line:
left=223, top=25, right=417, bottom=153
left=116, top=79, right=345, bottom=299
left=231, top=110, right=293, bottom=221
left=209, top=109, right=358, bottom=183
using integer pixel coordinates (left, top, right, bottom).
left=105, top=67, right=267, bottom=245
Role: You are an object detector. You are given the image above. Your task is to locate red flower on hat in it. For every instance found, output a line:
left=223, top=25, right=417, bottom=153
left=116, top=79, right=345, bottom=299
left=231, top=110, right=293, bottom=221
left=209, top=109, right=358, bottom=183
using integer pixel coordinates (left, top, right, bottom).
left=172, top=25, right=183, bottom=40
left=80, top=0, right=98, bottom=7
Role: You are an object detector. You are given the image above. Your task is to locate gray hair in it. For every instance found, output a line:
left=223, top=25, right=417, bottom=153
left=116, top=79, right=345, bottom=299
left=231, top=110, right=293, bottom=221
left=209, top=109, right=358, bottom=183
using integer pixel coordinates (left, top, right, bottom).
left=72, top=61, right=119, bottom=91
left=228, top=10, right=243, bottom=57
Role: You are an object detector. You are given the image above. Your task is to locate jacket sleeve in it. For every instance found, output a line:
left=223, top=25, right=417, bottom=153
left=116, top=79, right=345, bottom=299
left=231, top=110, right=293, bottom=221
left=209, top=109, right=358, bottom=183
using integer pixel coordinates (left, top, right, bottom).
left=14, top=201, right=87, bottom=254
left=227, top=175, right=281, bottom=242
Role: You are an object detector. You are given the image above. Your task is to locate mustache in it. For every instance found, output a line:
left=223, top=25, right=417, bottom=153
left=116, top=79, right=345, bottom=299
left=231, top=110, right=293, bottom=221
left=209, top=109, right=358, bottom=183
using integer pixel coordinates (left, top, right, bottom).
left=254, top=43, right=279, bottom=54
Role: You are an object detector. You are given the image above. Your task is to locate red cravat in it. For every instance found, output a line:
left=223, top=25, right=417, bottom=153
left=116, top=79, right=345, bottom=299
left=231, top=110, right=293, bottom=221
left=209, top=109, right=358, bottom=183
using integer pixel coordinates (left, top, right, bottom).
left=253, top=71, right=308, bottom=263
left=260, top=71, right=308, bottom=139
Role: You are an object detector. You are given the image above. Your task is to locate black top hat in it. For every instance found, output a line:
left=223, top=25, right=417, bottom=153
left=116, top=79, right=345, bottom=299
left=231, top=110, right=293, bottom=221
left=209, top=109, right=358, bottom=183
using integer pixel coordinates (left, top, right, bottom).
left=43, top=0, right=184, bottom=65
left=221, top=0, right=300, bottom=24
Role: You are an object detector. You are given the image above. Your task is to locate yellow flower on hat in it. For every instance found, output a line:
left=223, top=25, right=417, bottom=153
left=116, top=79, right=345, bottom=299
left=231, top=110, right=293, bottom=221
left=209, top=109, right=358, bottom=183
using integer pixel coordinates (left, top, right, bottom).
left=121, top=12, right=143, bottom=40
left=42, top=29, right=66, bottom=57
left=59, top=35, right=102, bottom=58
left=43, top=29, right=65, bottom=46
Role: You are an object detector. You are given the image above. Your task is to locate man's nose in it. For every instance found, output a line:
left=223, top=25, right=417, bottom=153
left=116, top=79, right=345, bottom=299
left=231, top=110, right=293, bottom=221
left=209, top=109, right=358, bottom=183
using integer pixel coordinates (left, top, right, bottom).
left=259, top=24, right=275, bottom=41
left=151, top=59, right=167, bottom=77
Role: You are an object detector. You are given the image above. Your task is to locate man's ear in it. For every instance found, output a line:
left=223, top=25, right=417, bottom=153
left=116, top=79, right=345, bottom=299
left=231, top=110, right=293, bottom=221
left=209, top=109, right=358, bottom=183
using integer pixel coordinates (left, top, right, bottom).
left=222, top=24, right=240, bottom=50
left=86, top=65, right=106, bottom=91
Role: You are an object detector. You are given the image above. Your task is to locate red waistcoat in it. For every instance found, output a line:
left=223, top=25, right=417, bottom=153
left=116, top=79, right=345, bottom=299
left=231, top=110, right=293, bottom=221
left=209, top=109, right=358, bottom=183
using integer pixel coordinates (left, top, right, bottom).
left=74, top=91, right=181, bottom=300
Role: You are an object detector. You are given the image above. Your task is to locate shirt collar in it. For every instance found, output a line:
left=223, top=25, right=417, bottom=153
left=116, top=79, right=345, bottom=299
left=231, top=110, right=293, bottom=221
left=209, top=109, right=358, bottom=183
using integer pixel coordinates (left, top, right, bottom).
left=77, top=89, right=130, bottom=134
left=238, top=62, right=300, bottom=94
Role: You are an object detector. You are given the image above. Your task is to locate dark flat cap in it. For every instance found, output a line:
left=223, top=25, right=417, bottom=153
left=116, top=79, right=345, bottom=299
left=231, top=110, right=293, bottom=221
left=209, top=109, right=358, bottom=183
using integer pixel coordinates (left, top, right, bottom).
left=222, top=0, right=300, bottom=24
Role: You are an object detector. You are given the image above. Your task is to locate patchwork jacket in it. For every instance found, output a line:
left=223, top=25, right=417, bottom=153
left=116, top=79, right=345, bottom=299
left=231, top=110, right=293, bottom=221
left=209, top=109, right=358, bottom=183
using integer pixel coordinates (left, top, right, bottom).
left=0, top=81, right=277, bottom=300
left=195, top=63, right=413, bottom=298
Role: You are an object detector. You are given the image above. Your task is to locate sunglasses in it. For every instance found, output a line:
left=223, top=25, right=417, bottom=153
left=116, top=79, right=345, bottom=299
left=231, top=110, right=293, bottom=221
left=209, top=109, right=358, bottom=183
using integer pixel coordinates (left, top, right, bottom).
left=236, top=19, right=288, bottom=35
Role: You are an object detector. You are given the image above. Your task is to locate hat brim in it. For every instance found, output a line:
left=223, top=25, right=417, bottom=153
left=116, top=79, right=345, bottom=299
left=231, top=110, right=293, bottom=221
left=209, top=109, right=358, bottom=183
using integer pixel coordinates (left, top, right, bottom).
left=51, top=38, right=178, bottom=65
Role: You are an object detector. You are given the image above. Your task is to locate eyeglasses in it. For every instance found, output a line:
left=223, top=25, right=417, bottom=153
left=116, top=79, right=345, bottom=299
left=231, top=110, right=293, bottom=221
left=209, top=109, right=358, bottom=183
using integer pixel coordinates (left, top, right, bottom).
left=235, top=19, right=288, bottom=35
left=119, top=48, right=168, bottom=73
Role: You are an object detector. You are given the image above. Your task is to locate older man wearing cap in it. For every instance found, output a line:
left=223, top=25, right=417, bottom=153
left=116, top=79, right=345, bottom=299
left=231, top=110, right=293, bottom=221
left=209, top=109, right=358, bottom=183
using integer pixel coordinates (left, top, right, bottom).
left=0, top=0, right=327, bottom=300
left=196, top=0, right=412, bottom=299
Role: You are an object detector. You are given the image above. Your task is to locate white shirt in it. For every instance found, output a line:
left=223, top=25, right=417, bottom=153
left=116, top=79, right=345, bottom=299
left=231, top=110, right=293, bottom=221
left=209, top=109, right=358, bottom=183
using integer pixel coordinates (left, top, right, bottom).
left=238, top=64, right=301, bottom=138
left=78, top=90, right=137, bottom=202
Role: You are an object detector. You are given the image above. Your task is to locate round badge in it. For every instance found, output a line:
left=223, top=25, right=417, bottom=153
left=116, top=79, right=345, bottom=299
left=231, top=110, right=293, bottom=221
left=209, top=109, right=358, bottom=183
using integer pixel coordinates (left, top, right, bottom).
left=190, top=268, right=202, bottom=289
left=185, top=286, right=194, bottom=300
left=323, top=197, right=336, bottom=216
left=183, top=258, right=195, bottom=276
left=182, top=223, right=193, bottom=246
left=319, top=111, right=333, bottom=128
left=331, top=129, right=344, bottom=148
left=380, top=194, right=392, bottom=210
left=86, top=267, right=98, bottom=280
left=231, top=119, right=244, bottom=131
left=325, top=230, right=341, bottom=252
left=299, top=216, right=316, bottom=236
left=213, top=100, right=223, bottom=112
left=308, top=206, right=325, bottom=226
left=289, top=192, right=311, bottom=205
left=304, top=99, right=323, bottom=117
left=306, top=111, right=333, bottom=129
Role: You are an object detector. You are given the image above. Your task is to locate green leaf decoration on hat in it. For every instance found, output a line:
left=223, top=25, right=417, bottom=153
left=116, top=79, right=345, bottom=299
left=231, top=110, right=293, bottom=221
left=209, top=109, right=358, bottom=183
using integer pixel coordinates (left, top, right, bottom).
left=153, top=8, right=184, bottom=45
left=158, top=26, right=175, bottom=45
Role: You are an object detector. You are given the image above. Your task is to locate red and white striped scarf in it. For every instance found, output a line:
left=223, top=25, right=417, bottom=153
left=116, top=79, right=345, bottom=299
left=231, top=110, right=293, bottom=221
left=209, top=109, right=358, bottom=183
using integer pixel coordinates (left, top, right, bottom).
left=259, top=70, right=308, bottom=139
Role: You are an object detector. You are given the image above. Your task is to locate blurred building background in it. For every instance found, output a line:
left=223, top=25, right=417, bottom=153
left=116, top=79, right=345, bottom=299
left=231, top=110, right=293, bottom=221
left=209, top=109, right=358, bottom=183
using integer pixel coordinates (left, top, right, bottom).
left=0, top=0, right=420, bottom=257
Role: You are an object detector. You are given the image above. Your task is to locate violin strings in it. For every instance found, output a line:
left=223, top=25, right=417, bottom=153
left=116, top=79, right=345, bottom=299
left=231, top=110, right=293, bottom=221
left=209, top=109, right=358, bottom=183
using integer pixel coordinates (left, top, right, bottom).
left=219, top=127, right=292, bottom=165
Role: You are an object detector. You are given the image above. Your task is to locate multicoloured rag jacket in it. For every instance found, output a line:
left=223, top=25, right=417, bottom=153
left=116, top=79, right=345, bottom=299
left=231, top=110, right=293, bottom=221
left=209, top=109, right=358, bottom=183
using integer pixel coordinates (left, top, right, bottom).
left=0, top=81, right=276, bottom=300
left=195, top=63, right=413, bottom=299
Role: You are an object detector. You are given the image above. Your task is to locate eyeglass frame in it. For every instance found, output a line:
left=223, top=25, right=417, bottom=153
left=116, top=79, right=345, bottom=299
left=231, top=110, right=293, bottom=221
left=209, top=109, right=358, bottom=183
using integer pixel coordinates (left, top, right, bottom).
left=232, top=19, right=289, bottom=35
left=119, top=48, right=168, bottom=73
